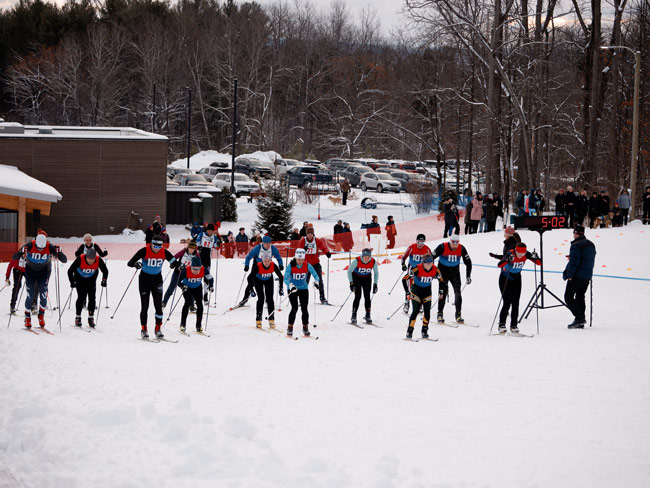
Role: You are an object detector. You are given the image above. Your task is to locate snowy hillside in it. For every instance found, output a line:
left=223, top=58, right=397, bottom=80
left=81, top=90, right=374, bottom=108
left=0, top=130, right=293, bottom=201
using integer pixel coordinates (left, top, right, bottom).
left=1, top=225, right=649, bottom=487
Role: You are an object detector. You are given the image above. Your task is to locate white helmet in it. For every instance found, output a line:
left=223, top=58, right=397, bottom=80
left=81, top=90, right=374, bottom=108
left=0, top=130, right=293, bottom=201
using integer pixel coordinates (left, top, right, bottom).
left=35, top=234, right=47, bottom=249
left=295, top=249, right=306, bottom=259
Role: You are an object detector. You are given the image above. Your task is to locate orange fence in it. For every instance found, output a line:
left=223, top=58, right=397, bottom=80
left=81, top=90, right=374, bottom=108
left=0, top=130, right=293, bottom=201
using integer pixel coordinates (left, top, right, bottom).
left=0, top=213, right=449, bottom=263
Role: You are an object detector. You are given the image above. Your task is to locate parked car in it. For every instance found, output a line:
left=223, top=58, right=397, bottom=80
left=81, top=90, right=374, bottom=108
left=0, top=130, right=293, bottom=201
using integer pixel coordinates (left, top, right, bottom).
left=342, top=164, right=375, bottom=187
left=324, top=159, right=349, bottom=172
left=234, top=157, right=273, bottom=178
left=212, top=172, right=260, bottom=197
left=166, top=176, right=180, bottom=186
left=167, top=166, right=193, bottom=179
left=197, top=165, right=231, bottom=180
left=359, top=172, right=401, bottom=193
left=390, top=170, right=431, bottom=191
left=304, top=159, right=322, bottom=166
left=375, top=167, right=395, bottom=175
left=367, top=161, right=391, bottom=171
left=286, top=165, right=333, bottom=187
left=275, top=158, right=303, bottom=174
left=173, top=173, right=214, bottom=187
left=389, top=161, right=418, bottom=173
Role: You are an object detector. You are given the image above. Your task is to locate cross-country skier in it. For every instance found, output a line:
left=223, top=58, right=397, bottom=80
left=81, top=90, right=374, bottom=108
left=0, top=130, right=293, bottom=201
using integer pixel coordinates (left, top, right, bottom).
left=162, top=240, right=198, bottom=308
left=177, top=256, right=213, bottom=333
left=401, top=234, right=432, bottom=314
left=74, top=234, right=108, bottom=258
left=347, top=248, right=379, bottom=325
left=283, top=249, right=320, bottom=337
left=431, top=234, right=472, bottom=324
left=195, top=223, right=221, bottom=304
left=496, top=243, right=541, bottom=333
left=127, top=235, right=179, bottom=339
left=22, top=233, right=67, bottom=328
left=488, top=226, right=521, bottom=261
left=239, top=235, right=284, bottom=307
left=297, top=226, right=331, bottom=304
left=5, top=247, right=26, bottom=314
left=67, top=248, right=108, bottom=328
left=248, top=254, right=284, bottom=330
left=402, top=253, right=442, bottom=339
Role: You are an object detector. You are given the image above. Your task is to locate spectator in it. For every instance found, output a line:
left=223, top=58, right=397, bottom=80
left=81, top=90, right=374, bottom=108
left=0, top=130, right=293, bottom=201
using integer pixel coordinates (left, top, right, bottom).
left=223, top=231, right=236, bottom=258
left=190, top=221, right=203, bottom=240
left=611, top=202, right=623, bottom=227
left=145, top=221, right=162, bottom=244
left=299, top=221, right=309, bottom=237
left=555, top=189, right=566, bottom=216
left=588, top=191, right=600, bottom=228
left=386, top=215, right=397, bottom=249
left=486, top=194, right=500, bottom=232
left=366, top=215, right=381, bottom=241
left=526, top=188, right=538, bottom=216
left=535, top=188, right=545, bottom=213
left=250, top=232, right=262, bottom=244
left=576, top=190, right=589, bottom=226
left=478, top=197, right=488, bottom=233
left=515, top=190, right=526, bottom=217
left=492, top=192, right=504, bottom=220
left=565, top=186, right=577, bottom=228
left=289, top=228, right=301, bottom=241
left=644, top=186, right=650, bottom=224
left=618, top=189, right=631, bottom=225
left=470, top=193, right=483, bottom=234
left=563, top=225, right=596, bottom=329
left=597, top=190, right=611, bottom=218
left=443, top=199, right=460, bottom=237
left=464, top=198, right=473, bottom=234
left=340, top=178, right=351, bottom=206
left=333, top=220, right=343, bottom=234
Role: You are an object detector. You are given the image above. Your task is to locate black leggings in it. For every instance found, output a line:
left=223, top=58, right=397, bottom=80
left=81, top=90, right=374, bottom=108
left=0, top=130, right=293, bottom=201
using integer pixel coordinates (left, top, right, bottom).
left=352, top=275, right=372, bottom=313
left=498, top=273, right=522, bottom=327
left=288, top=288, right=309, bottom=326
left=24, top=270, right=48, bottom=314
left=75, top=277, right=97, bottom=315
left=409, top=285, right=432, bottom=325
left=139, top=272, right=163, bottom=326
left=438, top=266, right=462, bottom=314
left=254, top=278, right=275, bottom=318
left=181, top=286, right=204, bottom=329
left=564, top=278, right=590, bottom=322
left=10, top=268, right=23, bottom=309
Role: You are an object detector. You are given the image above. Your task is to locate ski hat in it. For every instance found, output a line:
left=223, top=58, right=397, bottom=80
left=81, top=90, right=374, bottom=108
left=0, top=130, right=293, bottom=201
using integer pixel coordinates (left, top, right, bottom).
left=152, top=235, right=164, bottom=247
left=422, top=254, right=434, bottom=263
left=515, top=243, right=527, bottom=253
left=416, top=233, right=426, bottom=241
left=206, top=223, right=215, bottom=231
left=295, top=249, right=306, bottom=259
left=86, top=248, right=97, bottom=260
left=191, top=256, right=202, bottom=267
left=35, top=234, right=47, bottom=249
left=361, top=248, right=372, bottom=257
left=449, top=235, right=460, bottom=243
left=306, top=226, right=314, bottom=234
left=574, top=225, right=585, bottom=235
left=187, top=240, right=197, bottom=249
left=504, top=226, right=515, bottom=236
left=262, top=235, right=272, bottom=244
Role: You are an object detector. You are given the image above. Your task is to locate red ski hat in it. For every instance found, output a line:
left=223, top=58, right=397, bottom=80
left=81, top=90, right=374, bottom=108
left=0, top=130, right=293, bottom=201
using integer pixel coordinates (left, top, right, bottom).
left=504, top=226, right=515, bottom=235
left=515, top=243, right=527, bottom=253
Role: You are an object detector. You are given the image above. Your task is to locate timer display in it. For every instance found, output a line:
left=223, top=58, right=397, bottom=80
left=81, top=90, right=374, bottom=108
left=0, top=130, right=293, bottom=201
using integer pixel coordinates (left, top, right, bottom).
left=514, top=216, right=566, bottom=230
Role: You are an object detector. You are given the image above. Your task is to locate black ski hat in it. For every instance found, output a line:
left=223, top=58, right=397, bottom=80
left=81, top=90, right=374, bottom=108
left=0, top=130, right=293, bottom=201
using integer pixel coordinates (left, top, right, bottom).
left=574, top=225, right=585, bottom=235
left=152, top=235, right=164, bottom=247
left=86, top=248, right=97, bottom=260
left=417, top=233, right=426, bottom=241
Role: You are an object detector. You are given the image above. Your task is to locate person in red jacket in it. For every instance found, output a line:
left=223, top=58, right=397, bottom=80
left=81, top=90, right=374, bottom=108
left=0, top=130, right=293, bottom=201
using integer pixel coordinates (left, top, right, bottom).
left=297, top=225, right=331, bottom=304
left=5, top=248, right=26, bottom=314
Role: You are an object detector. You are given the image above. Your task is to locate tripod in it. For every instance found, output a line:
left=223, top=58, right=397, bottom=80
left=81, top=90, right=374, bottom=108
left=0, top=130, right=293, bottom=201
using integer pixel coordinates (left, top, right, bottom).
left=518, top=228, right=568, bottom=327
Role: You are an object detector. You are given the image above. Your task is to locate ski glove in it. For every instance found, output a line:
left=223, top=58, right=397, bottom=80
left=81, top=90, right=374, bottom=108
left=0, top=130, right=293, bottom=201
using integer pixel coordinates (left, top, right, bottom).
left=5, top=279, right=10, bottom=286
left=506, top=253, right=515, bottom=262
left=244, top=265, right=249, bottom=272
left=401, top=263, right=407, bottom=272
left=134, top=262, right=142, bottom=269
left=373, top=283, right=378, bottom=294
left=278, top=265, right=284, bottom=271
left=465, top=276, right=471, bottom=285
left=181, top=286, right=189, bottom=293
left=209, top=286, right=214, bottom=293
left=326, top=252, right=331, bottom=258
left=279, top=288, right=284, bottom=296
left=349, top=282, right=355, bottom=292
left=530, top=251, right=540, bottom=261
left=313, top=281, right=320, bottom=290
left=101, top=279, right=107, bottom=287
left=169, top=260, right=180, bottom=269
left=489, top=252, right=498, bottom=259
left=289, top=284, right=297, bottom=294
left=70, top=281, right=76, bottom=288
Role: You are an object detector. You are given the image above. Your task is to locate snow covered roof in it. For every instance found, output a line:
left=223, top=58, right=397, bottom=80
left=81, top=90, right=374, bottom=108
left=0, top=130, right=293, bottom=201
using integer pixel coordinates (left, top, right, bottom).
left=0, top=164, right=62, bottom=202
left=0, top=122, right=167, bottom=141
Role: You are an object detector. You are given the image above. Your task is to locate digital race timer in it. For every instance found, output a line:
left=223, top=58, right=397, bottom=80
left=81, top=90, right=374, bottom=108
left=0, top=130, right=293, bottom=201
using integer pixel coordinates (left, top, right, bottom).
left=514, top=216, right=567, bottom=231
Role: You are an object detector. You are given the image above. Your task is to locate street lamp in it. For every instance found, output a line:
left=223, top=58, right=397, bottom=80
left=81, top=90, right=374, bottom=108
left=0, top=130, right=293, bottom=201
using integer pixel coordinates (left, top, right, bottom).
left=601, top=46, right=641, bottom=221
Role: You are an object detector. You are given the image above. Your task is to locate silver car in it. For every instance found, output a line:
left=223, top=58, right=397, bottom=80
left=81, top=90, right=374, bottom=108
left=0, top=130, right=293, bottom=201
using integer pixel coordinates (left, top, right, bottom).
left=212, top=172, right=260, bottom=197
left=359, top=172, right=401, bottom=193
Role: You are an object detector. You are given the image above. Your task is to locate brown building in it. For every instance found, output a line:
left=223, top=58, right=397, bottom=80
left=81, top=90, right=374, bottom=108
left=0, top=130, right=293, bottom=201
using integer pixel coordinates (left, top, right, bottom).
left=0, top=122, right=167, bottom=237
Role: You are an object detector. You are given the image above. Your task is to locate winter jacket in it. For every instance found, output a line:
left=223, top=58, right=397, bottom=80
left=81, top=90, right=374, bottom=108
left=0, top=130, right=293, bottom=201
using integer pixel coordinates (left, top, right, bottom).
left=617, top=192, right=631, bottom=209
left=576, top=195, right=589, bottom=217
left=333, top=224, right=344, bottom=234
left=565, top=191, right=576, bottom=211
left=443, top=202, right=459, bottom=225
left=588, top=196, right=600, bottom=218
left=644, top=190, right=650, bottom=212
left=470, top=198, right=483, bottom=220
left=235, top=232, right=249, bottom=243
left=340, top=180, right=351, bottom=193
left=464, top=201, right=473, bottom=224
left=75, top=242, right=108, bottom=258
left=554, top=193, right=566, bottom=214
left=597, top=195, right=611, bottom=216
left=484, top=197, right=497, bottom=222
left=385, top=221, right=397, bottom=238
left=563, top=235, right=596, bottom=281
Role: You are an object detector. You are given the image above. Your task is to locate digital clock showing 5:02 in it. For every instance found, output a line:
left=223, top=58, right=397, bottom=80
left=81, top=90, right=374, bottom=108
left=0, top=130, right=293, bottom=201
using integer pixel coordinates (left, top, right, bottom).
left=514, top=216, right=567, bottom=230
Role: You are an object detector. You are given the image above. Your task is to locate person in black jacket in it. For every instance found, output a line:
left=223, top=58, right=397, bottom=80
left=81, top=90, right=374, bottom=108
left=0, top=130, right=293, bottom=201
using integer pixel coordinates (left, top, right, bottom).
left=489, top=226, right=521, bottom=260
left=555, top=189, right=566, bottom=215
left=67, top=248, right=108, bottom=328
left=565, top=186, right=576, bottom=227
left=442, top=198, right=460, bottom=237
left=597, top=190, right=610, bottom=219
left=575, top=190, right=589, bottom=226
left=643, top=186, right=650, bottom=224
left=75, top=234, right=108, bottom=258
left=588, top=191, right=600, bottom=228
left=563, top=225, right=596, bottom=328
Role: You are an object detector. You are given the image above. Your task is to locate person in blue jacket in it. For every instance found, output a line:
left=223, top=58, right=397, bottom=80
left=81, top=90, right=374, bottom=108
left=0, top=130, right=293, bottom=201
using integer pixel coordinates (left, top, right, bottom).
left=563, top=225, right=596, bottom=329
left=239, top=235, right=284, bottom=306
left=283, top=249, right=319, bottom=337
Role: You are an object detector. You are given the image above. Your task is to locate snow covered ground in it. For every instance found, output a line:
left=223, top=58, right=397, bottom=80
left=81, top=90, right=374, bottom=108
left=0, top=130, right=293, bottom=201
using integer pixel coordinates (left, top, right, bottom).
left=1, top=221, right=649, bottom=487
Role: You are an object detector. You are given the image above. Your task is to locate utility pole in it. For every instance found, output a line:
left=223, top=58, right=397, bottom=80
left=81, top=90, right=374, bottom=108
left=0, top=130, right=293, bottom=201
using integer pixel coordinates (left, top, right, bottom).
left=231, top=78, right=238, bottom=194
left=186, top=87, right=192, bottom=170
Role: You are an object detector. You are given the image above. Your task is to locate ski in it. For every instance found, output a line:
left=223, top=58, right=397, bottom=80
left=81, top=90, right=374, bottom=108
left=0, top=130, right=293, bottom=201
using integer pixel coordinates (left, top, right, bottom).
left=23, top=327, right=39, bottom=335
left=285, top=334, right=299, bottom=340
left=420, top=337, right=439, bottom=342
left=508, top=332, right=534, bottom=338
left=437, top=322, right=459, bottom=328
left=403, top=337, right=419, bottom=342
left=71, top=325, right=92, bottom=333
left=365, top=322, right=382, bottom=328
left=457, top=322, right=479, bottom=328
left=268, top=327, right=284, bottom=334
left=194, top=331, right=211, bottom=337
left=138, top=337, right=160, bottom=343
left=318, top=302, right=338, bottom=307
left=302, top=335, right=319, bottom=340
left=38, top=327, right=54, bottom=335
left=179, top=330, right=191, bottom=337
left=220, top=303, right=248, bottom=315
left=255, top=326, right=271, bottom=333
left=347, top=322, right=365, bottom=329
left=157, top=337, right=179, bottom=343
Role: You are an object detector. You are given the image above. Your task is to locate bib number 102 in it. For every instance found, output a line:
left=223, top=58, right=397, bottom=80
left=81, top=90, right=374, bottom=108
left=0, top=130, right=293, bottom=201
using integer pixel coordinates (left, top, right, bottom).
left=145, top=258, right=164, bottom=268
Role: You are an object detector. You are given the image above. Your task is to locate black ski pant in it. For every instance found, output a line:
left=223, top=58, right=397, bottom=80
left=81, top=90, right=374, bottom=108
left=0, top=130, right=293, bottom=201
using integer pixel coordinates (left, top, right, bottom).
left=75, top=276, right=97, bottom=316
left=621, top=208, right=629, bottom=225
left=438, top=265, right=462, bottom=315
left=253, top=277, right=275, bottom=319
left=443, top=222, right=459, bottom=238
left=342, top=191, right=348, bottom=206
left=288, top=288, right=309, bottom=326
left=10, top=268, right=23, bottom=310
left=644, top=207, right=650, bottom=224
left=352, top=274, right=372, bottom=313
left=139, top=272, right=163, bottom=327
left=498, top=273, right=522, bottom=327
left=408, top=285, right=432, bottom=327
left=181, top=286, right=204, bottom=330
left=564, top=278, right=590, bottom=322
left=305, top=262, right=325, bottom=301
left=163, top=269, right=180, bottom=304
left=24, top=269, right=49, bottom=315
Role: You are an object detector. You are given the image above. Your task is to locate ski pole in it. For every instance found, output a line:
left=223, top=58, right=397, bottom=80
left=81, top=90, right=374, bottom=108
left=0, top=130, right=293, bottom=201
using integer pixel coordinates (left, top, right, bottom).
left=103, top=250, right=110, bottom=308
left=388, top=271, right=405, bottom=295
left=330, top=290, right=353, bottom=322
left=312, top=285, right=317, bottom=326
left=213, top=254, right=219, bottom=307
left=7, top=280, right=25, bottom=329
left=166, top=278, right=179, bottom=322
left=205, top=288, right=212, bottom=332
left=488, top=268, right=511, bottom=335
left=589, top=278, right=593, bottom=328
left=96, top=285, right=104, bottom=327
left=57, top=289, right=74, bottom=329
left=233, top=272, right=246, bottom=306
left=162, top=268, right=172, bottom=286
left=0, top=283, right=8, bottom=293
left=386, top=301, right=405, bottom=321
left=111, top=268, right=139, bottom=319
left=165, top=286, right=183, bottom=323
left=326, top=256, right=330, bottom=302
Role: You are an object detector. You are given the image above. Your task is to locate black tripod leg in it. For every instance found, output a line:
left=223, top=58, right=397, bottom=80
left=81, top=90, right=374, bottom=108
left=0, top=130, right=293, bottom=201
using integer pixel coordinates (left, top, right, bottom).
left=519, top=284, right=542, bottom=323
left=543, top=286, right=569, bottom=308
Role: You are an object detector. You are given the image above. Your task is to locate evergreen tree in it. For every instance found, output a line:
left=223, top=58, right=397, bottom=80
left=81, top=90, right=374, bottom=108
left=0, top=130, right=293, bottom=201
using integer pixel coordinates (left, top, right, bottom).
left=253, top=182, right=293, bottom=240
left=220, top=187, right=237, bottom=221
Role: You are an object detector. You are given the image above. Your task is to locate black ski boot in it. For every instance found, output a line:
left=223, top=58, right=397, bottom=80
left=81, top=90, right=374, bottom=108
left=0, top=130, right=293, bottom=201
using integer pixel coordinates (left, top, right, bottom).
left=74, top=315, right=82, bottom=327
left=287, top=325, right=293, bottom=337
left=155, top=321, right=164, bottom=339
left=350, top=310, right=357, bottom=324
left=88, top=315, right=95, bottom=328
left=302, top=325, right=310, bottom=337
left=437, top=312, right=444, bottom=324
left=455, top=312, right=464, bottom=324
left=498, top=323, right=506, bottom=334
left=180, top=323, right=186, bottom=333
left=141, top=326, right=149, bottom=339
left=567, top=319, right=585, bottom=329
left=406, top=326, right=414, bottom=339
left=256, top=312, right=263, bottom=329
left=510, top=324, right=520, bottom=333
left=364, top=311, right=372, bottom=324
left=422, top=326, right=429, bottom=339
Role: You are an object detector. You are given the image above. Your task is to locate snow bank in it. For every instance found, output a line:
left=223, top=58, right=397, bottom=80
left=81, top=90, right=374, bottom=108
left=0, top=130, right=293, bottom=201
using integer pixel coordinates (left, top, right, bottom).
left=169, top=150, right=283, bottom=171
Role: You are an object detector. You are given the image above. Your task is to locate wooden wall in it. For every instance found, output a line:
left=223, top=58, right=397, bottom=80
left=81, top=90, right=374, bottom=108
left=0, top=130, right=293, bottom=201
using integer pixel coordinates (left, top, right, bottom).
left=0, top=137, right=167, bottom=237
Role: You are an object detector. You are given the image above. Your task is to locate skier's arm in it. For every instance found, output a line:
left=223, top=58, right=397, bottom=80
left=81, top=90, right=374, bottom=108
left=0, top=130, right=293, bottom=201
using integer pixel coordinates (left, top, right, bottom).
left=50, top=243, right=67, bottom=263
left=431, top=243, right=444, bottom=260
left=273, top=266, right=283, bottom=282
left=317, top=238, right=331, bottom=258
left=272, top=246, right=284, bottom=268
left=94, top=243, right=108, bottom=257
left=401, top=245, right=412, bottom=266
left=177, top=268, right=188, bottom=288
left=347, top=260, right=358, bottom=282
left=526, top=251, right=542, bottom=266
left=307, top=263, right=320, bottom=283
left=164, top=249, right=179, bottom=268
left=244, top=244, right=260, bottom=267
left=127, top=248, right=147, bottom=267
left=203, top=271, right=214, bottom=289
left=173, top=249, right=185, bottom=261
left=67, top=257, right=80, bottom=284
left=283, top=267, right=292, bottom=289
left=402, top=267, right=415, bottom=293
left=98, top=257, right=109, bottom=280
left=372, top=260, right=379, bottom=285
left=461, top=246, right=472, bottom=277
left=74, top=244, right=84, bottom=257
